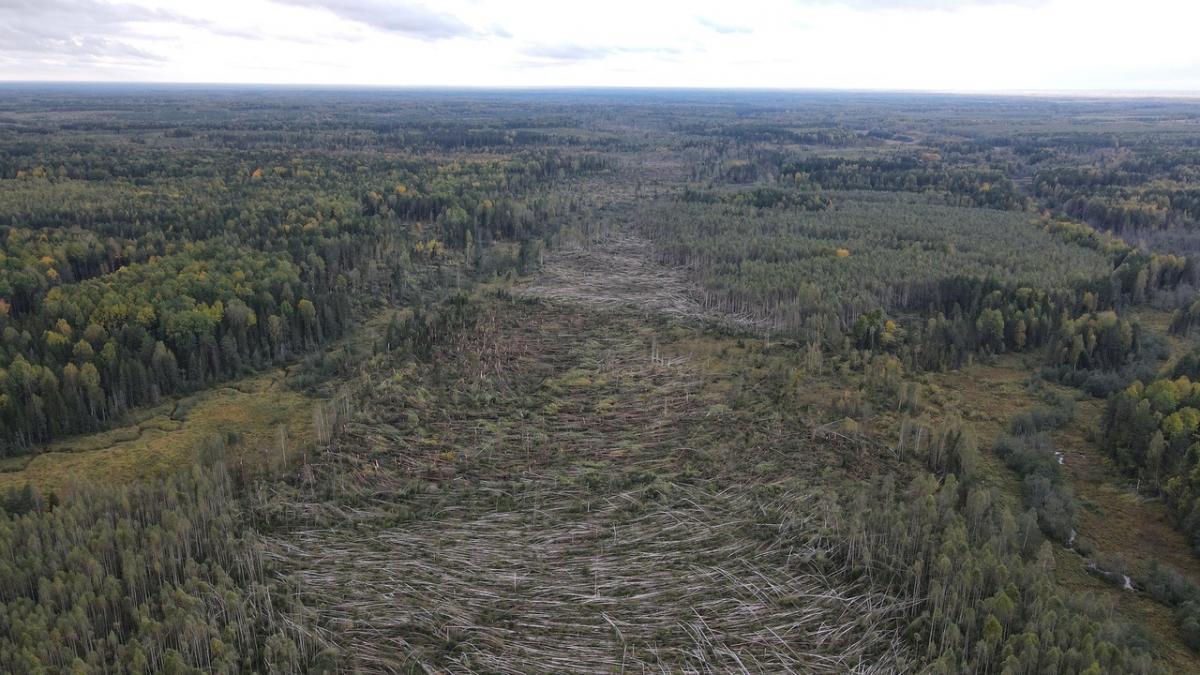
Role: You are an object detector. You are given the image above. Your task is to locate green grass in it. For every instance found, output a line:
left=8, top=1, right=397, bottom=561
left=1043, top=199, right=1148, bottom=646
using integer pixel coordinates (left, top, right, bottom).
left=926, top=352, right=1200, bottom=673
left=0, top=369, right=317, bottom=495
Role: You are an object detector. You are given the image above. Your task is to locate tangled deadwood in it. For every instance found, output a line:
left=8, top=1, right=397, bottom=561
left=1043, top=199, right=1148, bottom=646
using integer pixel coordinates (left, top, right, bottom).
left=265, top=484, right=913, bottom=674
left=521, top=234, right=769, bottom=332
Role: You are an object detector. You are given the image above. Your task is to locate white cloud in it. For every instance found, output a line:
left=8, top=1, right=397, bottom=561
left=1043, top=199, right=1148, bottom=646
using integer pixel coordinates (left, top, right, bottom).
left=269, top=0, right=480, bottom=40
left=810, top=0, right=1048, bottom=10
left=0, top=0, right=1196, bottom=93
left=697, top=17, right=753, bottom=34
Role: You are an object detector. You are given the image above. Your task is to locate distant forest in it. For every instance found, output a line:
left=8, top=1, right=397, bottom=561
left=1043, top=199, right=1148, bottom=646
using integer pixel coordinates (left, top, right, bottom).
left=3, top=88, right=1200, bottom=673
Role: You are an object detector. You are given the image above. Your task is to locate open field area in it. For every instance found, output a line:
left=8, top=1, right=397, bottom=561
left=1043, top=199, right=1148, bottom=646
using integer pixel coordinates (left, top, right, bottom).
left=0, top=367, right=315, bottom=493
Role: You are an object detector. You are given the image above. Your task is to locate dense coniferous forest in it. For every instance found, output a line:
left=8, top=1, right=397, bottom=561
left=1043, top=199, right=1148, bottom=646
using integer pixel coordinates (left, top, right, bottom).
left=4, top=87, right=1200, bottom=672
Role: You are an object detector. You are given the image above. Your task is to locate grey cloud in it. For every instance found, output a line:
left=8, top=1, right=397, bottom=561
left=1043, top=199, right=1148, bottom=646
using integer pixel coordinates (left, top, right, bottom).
left=0, top=0, right=172, bottom=64
left=188, top=20, right=353, bottom=46
left=60, top=36, right=166, bottom=62
left=0, top=0, right=394, bottom=70
left=0, top=0, right=173, bottom=25
left=0, top=28, right=165, bottom=63
left=271, top=0, right=479, bottom=40
left=697, top=17, right=752, bottom=34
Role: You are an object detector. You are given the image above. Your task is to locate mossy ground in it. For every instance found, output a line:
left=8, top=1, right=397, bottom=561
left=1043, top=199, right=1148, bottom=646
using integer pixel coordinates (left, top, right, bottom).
left=928, top=351, right=1200, bottom=672
left=0, top=369, right=317, bottom=495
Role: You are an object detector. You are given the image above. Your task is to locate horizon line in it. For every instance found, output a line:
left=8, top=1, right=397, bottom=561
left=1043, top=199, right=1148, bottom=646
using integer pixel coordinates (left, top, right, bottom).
left=2, top=80, right=1199, bottom=100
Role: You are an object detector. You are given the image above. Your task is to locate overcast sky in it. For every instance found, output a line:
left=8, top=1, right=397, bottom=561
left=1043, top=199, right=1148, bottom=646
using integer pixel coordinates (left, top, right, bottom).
left=1, top=0, right=1197, bottom=92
